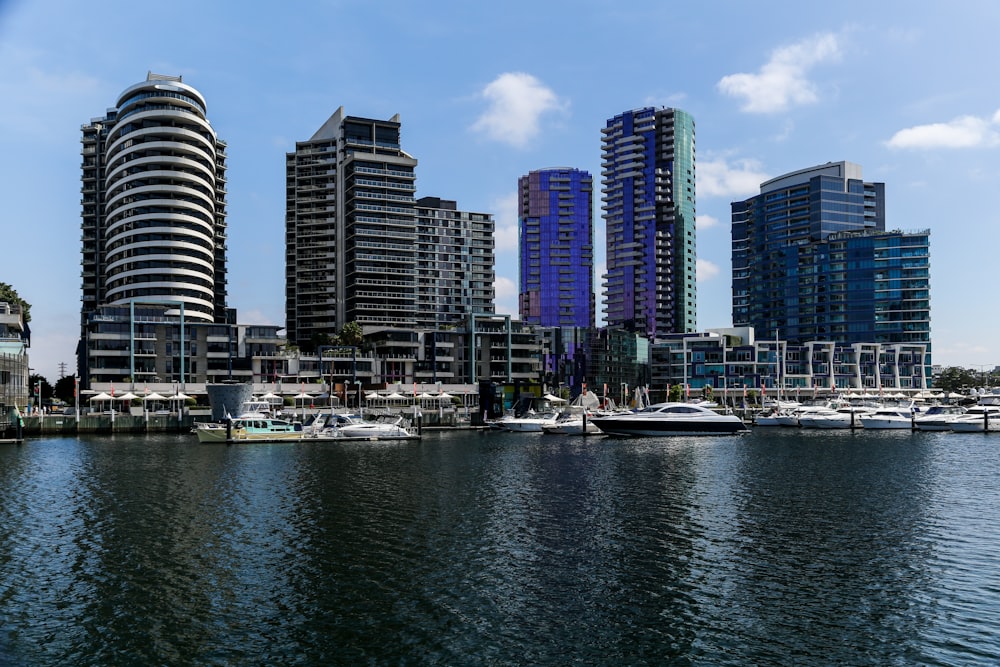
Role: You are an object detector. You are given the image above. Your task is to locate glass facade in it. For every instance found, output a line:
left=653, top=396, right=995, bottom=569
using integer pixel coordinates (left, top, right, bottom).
left=517, top=168, right=594, bottom=328
left=601, top=107, right=696, bottom=339
left=731, top=162, right=930, bottom=370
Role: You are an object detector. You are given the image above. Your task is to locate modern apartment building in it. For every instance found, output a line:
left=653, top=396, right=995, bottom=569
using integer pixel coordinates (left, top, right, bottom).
left=285, top=108, right=419, bottom=347
left=517, top=168, right=594, bottom=328
left=601, top=107, right=697, bottom=340
left=415, top=197, right=495, bottom=328
left=285, top=109, right=499, bottom=347
left=79, top=73, right=229, bottom=386
left=650, top=328, right=930, bottom=398
left=731, top=161, right=930, bottom=363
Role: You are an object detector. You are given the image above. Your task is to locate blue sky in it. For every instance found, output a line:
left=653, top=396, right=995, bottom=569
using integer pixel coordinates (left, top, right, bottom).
left=3, top=0, right=1000, bottom=382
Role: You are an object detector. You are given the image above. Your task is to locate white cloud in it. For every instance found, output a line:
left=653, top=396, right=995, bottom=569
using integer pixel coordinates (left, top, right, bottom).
left=696, top=214, right=720, bottom=230
left=471, top=72, right=567, bottom=148
left=717, top=33, right=840, bottom=113
left=886, top=112, right=1000, bottom=149
left=699, top=158, right=769, bottom=198
left=492, top=191, right=519, bottom=252
left=697, top=259, right=721, bottom=283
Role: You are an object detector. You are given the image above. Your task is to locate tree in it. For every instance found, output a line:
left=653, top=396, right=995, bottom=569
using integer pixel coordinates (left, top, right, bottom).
left=336, top=321, right=364, bottom=348
left=0, top=282, right=30, bottom=323
left=668, top=385, right=683, bottom=402
left=934, top=366, right=979, bottom=393
left=54, top=375, right=77, bottom=404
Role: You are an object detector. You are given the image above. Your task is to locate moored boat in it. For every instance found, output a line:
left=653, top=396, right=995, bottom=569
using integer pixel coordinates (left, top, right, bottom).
left=501, top=410, right=560, bottom=432
left=589, top=402, right=748, bottom=437
left=859, top=405, right=917, bottom=430
left=196, top=414, right=304, bottom=443
left=913, top=405, right=966, bottom=431
left=949, top=405, right=1000, bottom=433
left=542, top=410, right=601, bottom=435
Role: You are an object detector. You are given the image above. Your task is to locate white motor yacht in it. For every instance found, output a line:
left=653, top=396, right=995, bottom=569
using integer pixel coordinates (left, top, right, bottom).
left=799, top=405, right=875, bottom=429
left=912, top=405, right=966, bottom=431
left=859, top=405, right=917, bottom=430
left=949, top=405, right=1000, bottom=433
left=589, top=402, right=748, bottom=437
left=328, top=413, right=414, bottom=438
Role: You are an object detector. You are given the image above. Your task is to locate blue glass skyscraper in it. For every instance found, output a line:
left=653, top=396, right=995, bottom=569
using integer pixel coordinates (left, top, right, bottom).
left=601, top=107, right=697, bottom=340
left=732, top=161, right=930, bottom=356
left=518, top=168, right=594, bottom=328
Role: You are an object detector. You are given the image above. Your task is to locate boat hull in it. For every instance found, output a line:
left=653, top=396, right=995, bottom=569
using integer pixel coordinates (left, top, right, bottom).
left=589, top=417, right=748, bottom=437
left=542, top=419, right=600, bottom=435
left=859, top=419, right=913, bottom=430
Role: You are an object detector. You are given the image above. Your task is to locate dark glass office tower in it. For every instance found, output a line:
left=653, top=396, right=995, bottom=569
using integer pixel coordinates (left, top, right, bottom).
left=517, top=168, right=594, bottom=328
left=732, top=161, right=929, bottom=353
left=601, top=107, right=696, bottom=340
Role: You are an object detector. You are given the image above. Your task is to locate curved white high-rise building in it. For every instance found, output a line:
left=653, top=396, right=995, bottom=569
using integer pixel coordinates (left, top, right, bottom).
left=81, top=73, right=228, bottom=324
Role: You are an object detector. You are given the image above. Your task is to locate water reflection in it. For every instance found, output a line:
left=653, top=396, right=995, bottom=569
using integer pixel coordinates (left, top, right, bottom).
left=0, top=429, right=997, bottom=665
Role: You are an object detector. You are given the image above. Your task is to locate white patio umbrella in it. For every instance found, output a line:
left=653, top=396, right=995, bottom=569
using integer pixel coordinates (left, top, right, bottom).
left=89, top=392, right=112, bottom=402
left=117, top=392, right=139, bottom=401
left=142, top=392, right=167, bottom=401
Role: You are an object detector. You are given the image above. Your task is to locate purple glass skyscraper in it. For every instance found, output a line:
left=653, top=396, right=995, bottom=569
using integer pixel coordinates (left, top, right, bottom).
left=517, top=168, right=594, bottom=328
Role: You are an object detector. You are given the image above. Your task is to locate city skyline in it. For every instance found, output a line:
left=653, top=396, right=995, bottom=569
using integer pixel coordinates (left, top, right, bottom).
left=3, top=1, right=1000, bottom=381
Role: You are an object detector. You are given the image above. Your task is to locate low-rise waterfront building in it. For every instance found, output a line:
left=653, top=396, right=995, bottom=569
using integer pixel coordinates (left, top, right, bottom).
left=650, top=327, right=929, bottom=402
left=0, top=302, right=30, bottom=424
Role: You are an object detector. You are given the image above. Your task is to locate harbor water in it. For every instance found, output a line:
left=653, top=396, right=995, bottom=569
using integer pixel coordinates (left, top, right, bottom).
left=1, top=428, right=998, bottom=665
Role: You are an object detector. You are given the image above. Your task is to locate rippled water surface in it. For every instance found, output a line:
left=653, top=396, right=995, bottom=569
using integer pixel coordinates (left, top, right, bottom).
left=1, top=429, right=998, bottom=665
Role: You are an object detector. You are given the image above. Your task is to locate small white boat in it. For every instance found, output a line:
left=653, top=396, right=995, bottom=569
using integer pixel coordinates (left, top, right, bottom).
left=755, top=409, right=784, bottom=426
left=542, top=411, right=601, bottom=435
left=859, top=406, right=916, bottom=430
left=501, top=410, right=560, bottom=433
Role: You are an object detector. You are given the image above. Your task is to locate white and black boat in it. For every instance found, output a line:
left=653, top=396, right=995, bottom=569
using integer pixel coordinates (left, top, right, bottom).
left=589, top=402, right=749, bottom=437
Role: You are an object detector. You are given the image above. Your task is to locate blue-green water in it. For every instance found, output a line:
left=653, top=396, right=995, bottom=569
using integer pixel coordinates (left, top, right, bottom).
left=1, top=428, right=998, bottom=665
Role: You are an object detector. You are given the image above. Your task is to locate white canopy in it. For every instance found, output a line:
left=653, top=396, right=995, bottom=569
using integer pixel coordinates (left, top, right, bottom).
left=438, top=392, right=454, bottom=399
left=385, top=392, right=406, bottom=400
left=89, top=392, right=112, bottom=401
left=261, top=391, right=281, bottom=400
left=542, top=393, right=568, bottom=403
left=117, top=392, right=139, bottom=401
left=293, top=392, right=313, bottom=400
left=142, top=392, right=167, bottom=401
left=169, top=392, right=192, bottom=401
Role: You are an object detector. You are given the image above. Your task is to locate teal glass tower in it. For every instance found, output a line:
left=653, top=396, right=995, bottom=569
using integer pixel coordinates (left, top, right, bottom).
left=601, top=107, right=696, bottom=340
